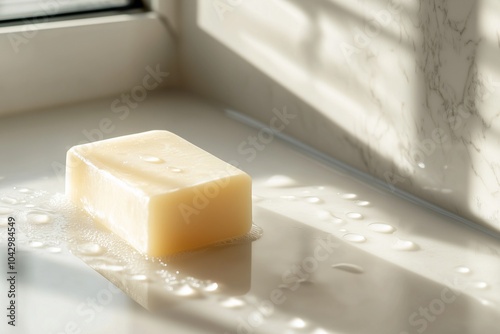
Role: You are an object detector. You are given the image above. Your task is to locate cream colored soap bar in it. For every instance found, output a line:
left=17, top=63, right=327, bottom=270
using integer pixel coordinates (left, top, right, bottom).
left=65, top=130, right=252, bottom=256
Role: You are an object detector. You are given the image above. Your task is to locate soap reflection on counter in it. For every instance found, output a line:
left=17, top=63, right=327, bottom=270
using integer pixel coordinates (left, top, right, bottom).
left=89, top=241, right=252, bottom=311
left=165, top=241, right=252, bottom=295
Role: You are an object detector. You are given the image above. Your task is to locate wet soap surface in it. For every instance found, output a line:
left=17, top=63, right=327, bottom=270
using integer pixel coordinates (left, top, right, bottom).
left=1, top=92, right=500, bottom=334
left=66, top=130, right=253, bottom=256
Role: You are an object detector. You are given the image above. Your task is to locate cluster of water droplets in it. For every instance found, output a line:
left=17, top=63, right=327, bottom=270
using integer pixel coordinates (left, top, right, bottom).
left=261, top=182, right=414, bottom=252
left=330, top=190, right=491, bottom=295
left=334, top=191, right=404, bottom=248
left=259, top=178, right=495, bottom=300
left=453, top=266, right=491, bottom=292
left=0, top=186, right=263, bottom=309
left=0, top=187, right=61, bottom=251
left=1, top=179, right=495, bottom=318
left=254, top=179, right=428, bottom=279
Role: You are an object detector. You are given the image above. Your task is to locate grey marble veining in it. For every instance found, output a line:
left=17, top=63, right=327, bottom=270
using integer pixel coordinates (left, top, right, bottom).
left=379, top=0, right=500, bottom=231
left=182, top=0, right=500, bottom=233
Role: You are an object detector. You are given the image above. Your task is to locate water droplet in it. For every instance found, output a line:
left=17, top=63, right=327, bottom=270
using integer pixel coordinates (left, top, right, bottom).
left=317, top=210, right=332, bottom=220
left=418, top=162, right=426, bottom=168
left=454, top=266, right=471, bottom=275
left=165, top=278, right=180, bottom=286
left=280, top=195, right=297, bottom=201
left=140, top=155, right=164, bottom=164
left=305, top=196, right=322, bottom=204
left=0, top=207, right=13, bottom=215
left=75, top=243, right=104, bottom=256
left=331, top=216, right=344, bottom=224
left=341, top=193, right=357, bottom=200
left=339, top=228, right=348, bottom=232
left=355, top=200, right=370, bottom=207
left=392, top=239, right=419, bottom=251
left=220, top=297, right=245, bottom=308
left=27, top=212, right=51, bottom=224
left=168, top=167, right=183, bottom=173
left=1, top=197, right=18, bottom=205
left=204, top=282, right=218, bottom=292
left=289, top=318, right=307, bottom=328
left=93, top=263, right=125, bottom=272
left=473, top=281, right=489, bottom=290
left=175, top=284, right=197, bottom=296
left=29, top=241, right=45, bottom=248
left=343, top=233, right=366, bottom=243
left=47, top=247, right=62, bottom=253
left=331, top=263, right=364, bottom=274
left=480, top=299, right=494, bottom=307
left=252, top=195, right=264, bottom=202
left=369, top=223, right=396, bottom=234
left=187, top=279, right=201, bottom=289
left=265, top=175, right=296, bottom=187
left=346, top=212, right=363, bottom=220
left=312, top=329, right=330, bottom=334
left=18, top=188, right=33, bottom=194
left=130, top=274, right=148, bottom=281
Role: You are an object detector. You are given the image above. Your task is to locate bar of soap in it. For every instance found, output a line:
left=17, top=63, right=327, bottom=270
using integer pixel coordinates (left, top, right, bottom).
left=65, top=130, right=252, bottom=256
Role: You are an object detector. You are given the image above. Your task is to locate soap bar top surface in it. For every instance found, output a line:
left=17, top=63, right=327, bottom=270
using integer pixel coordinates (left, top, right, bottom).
left=73, top=130, right=244, bottom=195
left=66, top=130, right=252, bottom=256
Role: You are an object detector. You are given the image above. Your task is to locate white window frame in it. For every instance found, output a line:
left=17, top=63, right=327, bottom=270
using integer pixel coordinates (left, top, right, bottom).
left=0, top=0, right=179, bottom=116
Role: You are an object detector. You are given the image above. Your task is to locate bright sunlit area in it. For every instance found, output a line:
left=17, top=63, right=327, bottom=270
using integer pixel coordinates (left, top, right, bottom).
left=1, top=0, right=499, bottom=333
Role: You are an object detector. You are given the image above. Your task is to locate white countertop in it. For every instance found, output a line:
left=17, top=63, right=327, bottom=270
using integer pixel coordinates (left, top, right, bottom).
left=1, top=91, right=499, bottom=334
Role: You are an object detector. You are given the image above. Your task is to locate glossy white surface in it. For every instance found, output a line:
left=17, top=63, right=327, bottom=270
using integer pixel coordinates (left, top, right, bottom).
left=180, top=0, right=500, bottom=234
left=1, top=92, right=499, bottom=333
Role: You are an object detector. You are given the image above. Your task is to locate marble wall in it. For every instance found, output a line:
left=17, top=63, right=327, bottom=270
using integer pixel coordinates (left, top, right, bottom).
left=180, top=0, right=500, bottom=233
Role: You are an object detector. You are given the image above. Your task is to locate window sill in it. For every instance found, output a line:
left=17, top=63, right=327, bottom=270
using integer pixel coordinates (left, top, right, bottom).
left=0, top=11, right=177, bottom=116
